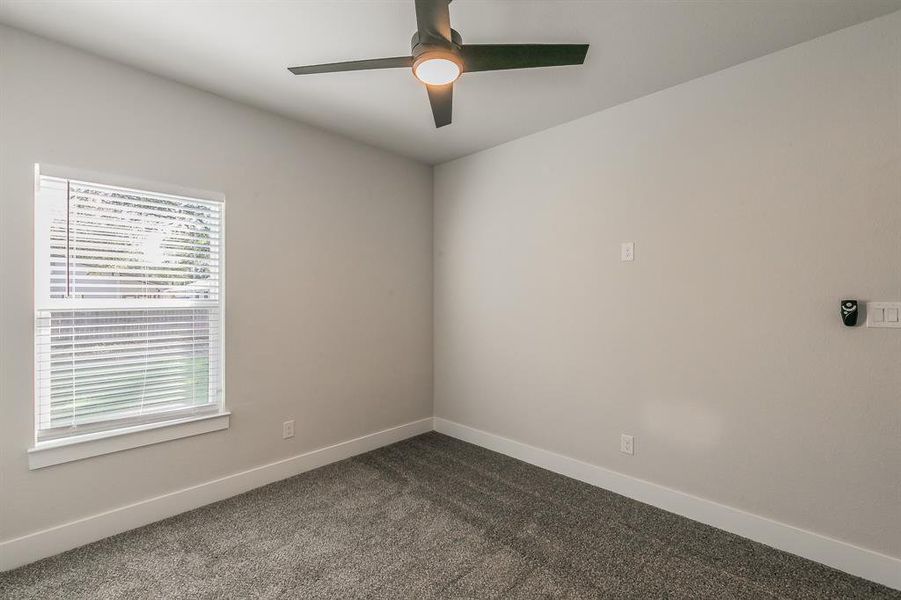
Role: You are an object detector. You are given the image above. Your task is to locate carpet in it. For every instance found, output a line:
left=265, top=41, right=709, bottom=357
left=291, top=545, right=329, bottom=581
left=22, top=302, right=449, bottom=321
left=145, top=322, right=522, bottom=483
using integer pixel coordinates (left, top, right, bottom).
left=1, top=432, right=898, bottom=599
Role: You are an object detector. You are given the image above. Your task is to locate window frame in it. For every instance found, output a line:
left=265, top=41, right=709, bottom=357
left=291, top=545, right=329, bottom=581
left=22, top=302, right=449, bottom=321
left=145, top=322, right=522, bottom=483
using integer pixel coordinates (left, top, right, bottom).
left=29, top=164, right=228, bottom=469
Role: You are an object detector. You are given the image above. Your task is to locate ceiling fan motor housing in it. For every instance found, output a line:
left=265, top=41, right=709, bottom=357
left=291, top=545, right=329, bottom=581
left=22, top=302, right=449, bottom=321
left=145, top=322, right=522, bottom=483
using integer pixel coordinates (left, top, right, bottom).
left=411, top=29, right=462, bottom=56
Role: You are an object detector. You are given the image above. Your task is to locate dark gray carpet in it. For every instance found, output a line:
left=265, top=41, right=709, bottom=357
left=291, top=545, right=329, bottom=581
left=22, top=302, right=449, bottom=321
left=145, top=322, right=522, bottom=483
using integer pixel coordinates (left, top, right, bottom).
left=1, top=432, right=898, bottom=599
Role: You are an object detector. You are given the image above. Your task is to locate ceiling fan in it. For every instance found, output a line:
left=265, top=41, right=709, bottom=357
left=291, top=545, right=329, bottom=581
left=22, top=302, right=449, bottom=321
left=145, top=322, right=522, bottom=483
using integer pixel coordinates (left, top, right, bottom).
left=288, top=0, right=589, bottom=128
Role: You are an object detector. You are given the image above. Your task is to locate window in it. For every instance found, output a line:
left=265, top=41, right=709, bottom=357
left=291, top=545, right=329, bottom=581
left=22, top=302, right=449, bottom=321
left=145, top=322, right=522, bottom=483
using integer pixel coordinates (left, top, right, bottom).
left=33, top=169, right=225, bottom=448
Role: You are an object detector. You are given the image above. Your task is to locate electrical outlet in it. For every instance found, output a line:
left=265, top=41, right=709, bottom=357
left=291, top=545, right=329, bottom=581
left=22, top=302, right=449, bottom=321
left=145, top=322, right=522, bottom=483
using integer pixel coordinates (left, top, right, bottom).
left=620, top=434, right=634, bottom=455
left=621, top=242, right=635, bottom=262
left=282, top=420, right=295, bottom=439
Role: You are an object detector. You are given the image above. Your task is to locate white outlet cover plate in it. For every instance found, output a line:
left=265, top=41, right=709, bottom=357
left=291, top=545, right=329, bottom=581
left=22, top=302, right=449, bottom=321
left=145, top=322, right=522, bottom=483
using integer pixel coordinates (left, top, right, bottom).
left=621, top=242, right=635, bottom=262
left=867, top=302, right=901, bottom=328
left=620, top=434, right=635, bottom=455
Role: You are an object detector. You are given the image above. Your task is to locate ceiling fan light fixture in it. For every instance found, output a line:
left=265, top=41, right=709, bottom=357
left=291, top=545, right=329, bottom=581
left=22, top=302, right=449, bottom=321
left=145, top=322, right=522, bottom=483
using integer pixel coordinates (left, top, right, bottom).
left=287, top=0, right=589, bottom=128
left=413, top=53, right=461, bottom=85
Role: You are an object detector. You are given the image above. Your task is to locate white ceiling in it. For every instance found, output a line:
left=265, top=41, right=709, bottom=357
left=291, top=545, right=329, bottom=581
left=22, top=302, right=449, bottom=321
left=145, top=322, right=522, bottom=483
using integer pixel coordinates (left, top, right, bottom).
left=2, top=0, right=899, bottom=164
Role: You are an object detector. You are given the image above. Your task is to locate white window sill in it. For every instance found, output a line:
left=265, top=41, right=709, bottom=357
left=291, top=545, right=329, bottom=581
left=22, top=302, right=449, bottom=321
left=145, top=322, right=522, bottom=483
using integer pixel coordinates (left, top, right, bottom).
left=28, top=412, right=231, bottom=470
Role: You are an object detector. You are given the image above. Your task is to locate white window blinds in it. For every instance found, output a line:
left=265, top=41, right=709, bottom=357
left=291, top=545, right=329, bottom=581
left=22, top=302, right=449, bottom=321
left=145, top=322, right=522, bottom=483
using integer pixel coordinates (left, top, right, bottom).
left=35, top=174, right=224, bottom=442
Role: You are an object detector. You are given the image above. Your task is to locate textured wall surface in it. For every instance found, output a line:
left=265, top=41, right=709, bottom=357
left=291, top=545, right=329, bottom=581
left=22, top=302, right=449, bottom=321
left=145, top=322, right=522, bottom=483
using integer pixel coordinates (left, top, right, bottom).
left=435, top=12, right=901, bottom=557
left=0, top=25, right=433, bottom=541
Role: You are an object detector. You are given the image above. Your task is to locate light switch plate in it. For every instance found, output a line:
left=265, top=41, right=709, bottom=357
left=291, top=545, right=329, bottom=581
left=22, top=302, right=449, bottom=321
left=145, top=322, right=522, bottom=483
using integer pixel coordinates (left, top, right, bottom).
left=866, top=302, right=901, bottom=328
left=621, top=242, right=635, bottom=262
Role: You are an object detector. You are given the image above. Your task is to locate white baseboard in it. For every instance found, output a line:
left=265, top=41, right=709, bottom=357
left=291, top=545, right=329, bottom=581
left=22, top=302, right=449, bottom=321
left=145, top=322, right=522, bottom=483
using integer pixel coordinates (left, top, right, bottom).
left=5, top=415, right=898, bottom=591
left=0, top=417, right=433, bottom=572
left=434, top=417, right=901, bottom=591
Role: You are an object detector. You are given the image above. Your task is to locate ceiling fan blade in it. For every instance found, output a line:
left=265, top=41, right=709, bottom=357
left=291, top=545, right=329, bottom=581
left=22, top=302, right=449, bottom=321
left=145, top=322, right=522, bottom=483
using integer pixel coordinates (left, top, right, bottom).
left=426, top=83, right=453, bottom=128
left=460, top=44, right=589, bottom=73
left=288, top=56, right=413, bottom=75
left=414, top=0, right=452, bottom=44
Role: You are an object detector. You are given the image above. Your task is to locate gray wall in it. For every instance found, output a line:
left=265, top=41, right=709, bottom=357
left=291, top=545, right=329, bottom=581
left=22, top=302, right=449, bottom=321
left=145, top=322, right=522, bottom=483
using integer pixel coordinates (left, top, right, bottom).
left=434, top=12, right=901, bottom=558
left=0, top=26, right=433, bottom=541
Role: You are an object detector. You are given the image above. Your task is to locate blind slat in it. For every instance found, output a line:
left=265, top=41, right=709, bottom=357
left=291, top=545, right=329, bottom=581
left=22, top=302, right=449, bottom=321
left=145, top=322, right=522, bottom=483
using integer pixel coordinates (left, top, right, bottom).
left=48, top=359, right=221, bottom=378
